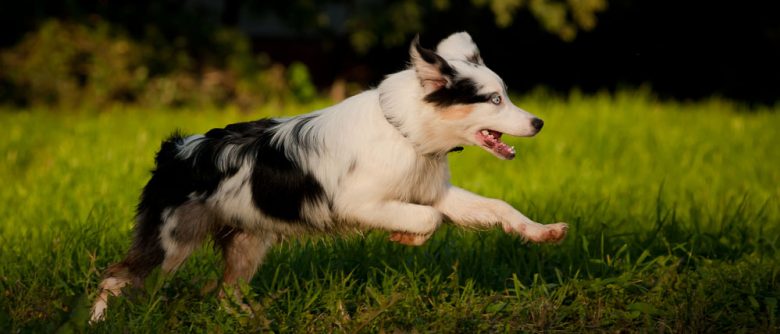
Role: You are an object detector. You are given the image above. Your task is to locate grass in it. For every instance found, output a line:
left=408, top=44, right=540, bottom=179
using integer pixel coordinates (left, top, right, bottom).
left=1, top=90, right=779, bottom=332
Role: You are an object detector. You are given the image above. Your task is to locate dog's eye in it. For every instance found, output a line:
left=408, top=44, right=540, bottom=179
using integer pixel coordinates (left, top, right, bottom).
left=490, top=93, right=502, bottom=105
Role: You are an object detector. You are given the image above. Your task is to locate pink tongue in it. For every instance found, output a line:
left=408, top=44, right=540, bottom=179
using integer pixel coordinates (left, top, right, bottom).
left=496, top=144, right=515, bottom=159
left=486, top=131, right=515, bottom=159
left=480, top=130, right=515, bottom=159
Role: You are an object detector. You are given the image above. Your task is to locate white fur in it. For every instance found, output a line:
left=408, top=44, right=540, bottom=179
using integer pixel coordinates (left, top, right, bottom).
left=159, top=207, right=177, bottom=255
left=90, top=277, right=130, bottom=322
left=210, top=164, right=258, bottom=220
left=176, top=134, right=205, bottom=160
left=436, top=32, right=483, bottom=64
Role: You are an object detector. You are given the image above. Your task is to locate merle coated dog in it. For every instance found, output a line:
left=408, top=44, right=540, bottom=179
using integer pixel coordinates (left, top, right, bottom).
left=91, top=32, right=568, bottom=322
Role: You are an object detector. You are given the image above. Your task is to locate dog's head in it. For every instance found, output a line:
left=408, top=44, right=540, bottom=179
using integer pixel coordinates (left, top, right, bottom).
left=409, top=32, right=543, bottom=160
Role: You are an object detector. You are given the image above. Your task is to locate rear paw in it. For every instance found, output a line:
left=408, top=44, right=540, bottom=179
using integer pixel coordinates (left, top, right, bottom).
left=218, top=285, right=253, bottom=316
left=389, top=232, right=431, bottom=246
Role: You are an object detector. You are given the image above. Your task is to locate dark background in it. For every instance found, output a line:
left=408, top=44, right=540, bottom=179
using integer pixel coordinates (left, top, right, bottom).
left=1, top=0, right=778, bottom=104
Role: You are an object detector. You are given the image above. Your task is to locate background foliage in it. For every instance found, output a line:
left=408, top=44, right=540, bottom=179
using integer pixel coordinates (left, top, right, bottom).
left=0, top=0, right=607, bottom=108
left=1, top=0, right=778, bottom=106
left=249, top=0, right=606, bottom=53
left=0, top=19, right=319, bottom=109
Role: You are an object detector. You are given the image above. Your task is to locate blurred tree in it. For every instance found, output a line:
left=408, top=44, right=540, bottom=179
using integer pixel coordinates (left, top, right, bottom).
left=2, top=0, right=777, bottom=103
left=245, top=0, right=607, bottom=53
left=0, top=0, right=607, bottom=57
left=0, top=20, right=150, bottom=107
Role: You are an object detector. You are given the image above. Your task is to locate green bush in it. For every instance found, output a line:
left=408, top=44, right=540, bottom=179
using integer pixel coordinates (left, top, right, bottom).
left=0, top=19, right=319, bottom=109
left=0, top=20, right=148, bottom=108
left=287, top=62, right=317, bottom=103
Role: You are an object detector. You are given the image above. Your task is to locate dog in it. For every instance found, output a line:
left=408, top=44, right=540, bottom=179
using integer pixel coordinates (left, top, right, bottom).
left=90, top=32, right=568, bottom=322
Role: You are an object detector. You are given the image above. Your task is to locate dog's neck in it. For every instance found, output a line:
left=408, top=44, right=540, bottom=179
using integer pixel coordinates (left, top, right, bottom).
left=378, top=70, right=461, bottom=158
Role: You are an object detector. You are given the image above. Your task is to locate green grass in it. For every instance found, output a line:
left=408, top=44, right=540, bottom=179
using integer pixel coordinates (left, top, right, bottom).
left=1, top=90, right=779, bottom=332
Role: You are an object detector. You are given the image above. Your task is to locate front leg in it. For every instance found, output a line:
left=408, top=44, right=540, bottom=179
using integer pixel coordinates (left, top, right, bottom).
left=435, top=186, right=567, bottom=243
left=335, top=197, right=442, bottom=246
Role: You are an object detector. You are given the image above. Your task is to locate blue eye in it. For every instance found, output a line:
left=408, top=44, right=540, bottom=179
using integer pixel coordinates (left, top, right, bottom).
left=490, top=93, right=502, bottom=105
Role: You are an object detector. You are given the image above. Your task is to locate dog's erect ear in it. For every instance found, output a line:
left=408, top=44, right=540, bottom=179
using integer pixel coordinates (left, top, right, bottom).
left=436, top=32, right=484, bottom=65
left=410, top=35, right=455, bottom=93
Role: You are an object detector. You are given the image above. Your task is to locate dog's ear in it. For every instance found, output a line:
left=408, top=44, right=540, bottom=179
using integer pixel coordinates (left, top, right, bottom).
left=410, top=35, right=455, bottom=93
left=436, top=32, right=484, bottom=65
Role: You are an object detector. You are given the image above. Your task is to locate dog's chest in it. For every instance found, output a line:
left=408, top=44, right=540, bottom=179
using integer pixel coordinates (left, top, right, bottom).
left=389, top=156, right=449, bottom=205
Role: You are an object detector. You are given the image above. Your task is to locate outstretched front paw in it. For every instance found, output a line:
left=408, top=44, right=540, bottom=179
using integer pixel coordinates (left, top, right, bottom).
left=503, top=222, right=568, bottom=243
left=541, top=222, right=568, bottom=243
left=389, top=232, right=431, bottom=246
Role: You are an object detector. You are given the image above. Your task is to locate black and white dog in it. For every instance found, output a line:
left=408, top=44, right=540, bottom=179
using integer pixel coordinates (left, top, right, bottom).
left=91, top=32, right=568, bottom=322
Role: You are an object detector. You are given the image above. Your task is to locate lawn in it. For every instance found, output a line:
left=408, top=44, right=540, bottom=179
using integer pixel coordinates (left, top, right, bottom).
left=1, top=90, right=778, bottom=332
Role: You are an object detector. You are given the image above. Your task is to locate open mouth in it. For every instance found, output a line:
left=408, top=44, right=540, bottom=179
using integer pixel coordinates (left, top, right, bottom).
left=476, top=129, right=516, bottom=160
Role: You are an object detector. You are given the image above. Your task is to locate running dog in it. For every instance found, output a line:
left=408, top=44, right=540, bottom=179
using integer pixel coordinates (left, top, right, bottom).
left=90, top=32, right=568, bottom=322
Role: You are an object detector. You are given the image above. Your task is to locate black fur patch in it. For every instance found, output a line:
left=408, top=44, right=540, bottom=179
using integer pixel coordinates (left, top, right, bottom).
left=248, top=124, right=326, bottom=222
left=413, top=36, right=490, bottom=107
left=424, top=78, right=492, bottom=107
left=448, top=146, right=464, bottom=153
left=194, top=118, right=327, bottom=222
left=412, top=36, right=457, bottom=79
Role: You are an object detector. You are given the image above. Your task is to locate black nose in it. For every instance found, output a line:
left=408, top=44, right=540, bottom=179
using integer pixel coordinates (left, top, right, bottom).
left=531, top=118, right=544, bottom=131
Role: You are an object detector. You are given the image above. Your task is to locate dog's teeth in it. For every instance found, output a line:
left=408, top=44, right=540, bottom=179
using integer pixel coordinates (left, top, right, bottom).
left=481, top=130, right=489, bottom=136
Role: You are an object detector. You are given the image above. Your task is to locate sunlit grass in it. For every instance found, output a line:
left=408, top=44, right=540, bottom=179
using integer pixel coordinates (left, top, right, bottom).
left=1, top=91, right=778, bottom=332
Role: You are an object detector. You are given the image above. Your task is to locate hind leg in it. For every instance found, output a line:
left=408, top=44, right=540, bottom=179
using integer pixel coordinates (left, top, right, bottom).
left=159, top=202, right=214, bottom=273
left=90, top=201, right=213, bottom=323
left=90, top=263, right=140, bottom=323
left=214, top=227, right=277, bottom=300
left=91, top=207, right=167, bottom=323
